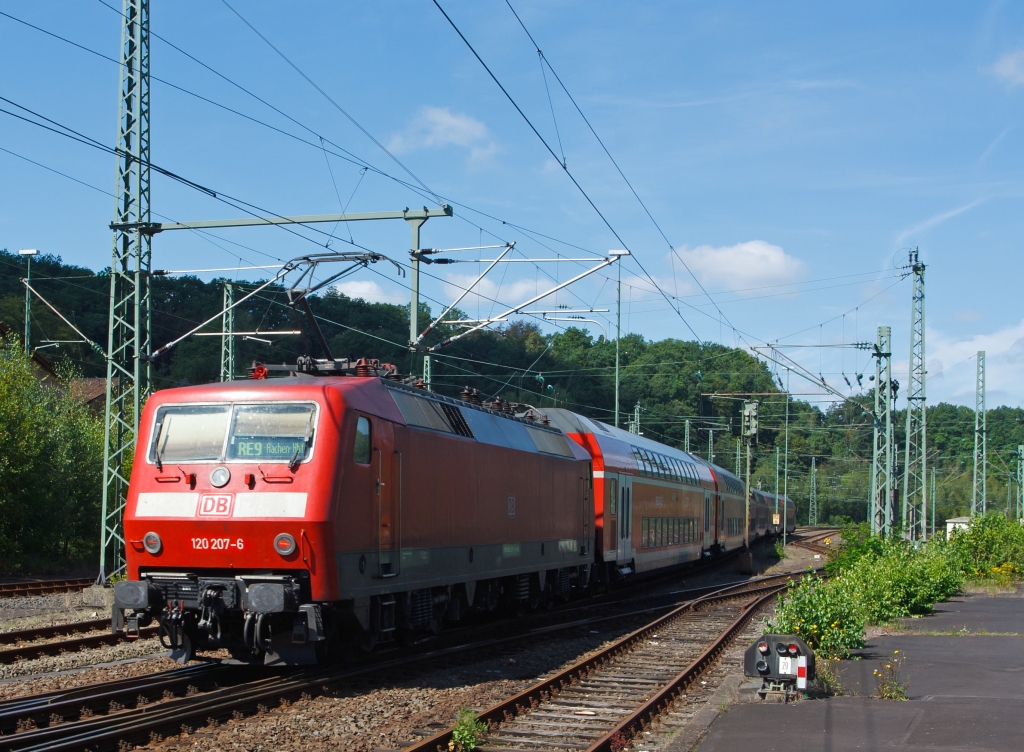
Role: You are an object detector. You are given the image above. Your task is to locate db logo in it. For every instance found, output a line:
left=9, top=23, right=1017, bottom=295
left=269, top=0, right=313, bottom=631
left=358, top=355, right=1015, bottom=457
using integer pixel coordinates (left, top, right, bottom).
left=197, top=493, right=234, bottom=517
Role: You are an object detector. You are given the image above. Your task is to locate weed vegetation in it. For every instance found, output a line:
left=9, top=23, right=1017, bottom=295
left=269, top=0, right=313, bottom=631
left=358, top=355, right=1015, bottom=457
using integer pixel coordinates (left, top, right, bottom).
left=449, top=708, right=488, bottom=752
left=768, top=517, right=1023, bottom=658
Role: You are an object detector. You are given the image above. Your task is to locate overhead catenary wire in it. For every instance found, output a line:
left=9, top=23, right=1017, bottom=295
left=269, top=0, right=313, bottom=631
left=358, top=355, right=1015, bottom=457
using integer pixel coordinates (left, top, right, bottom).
left=503, top=0, right=741, bottom=341
left=430, top=0, right=704, bottom=344
left=3, top=3, right=942, bottom=411
left=9, top=3, right=900, bottom=370
left=218, top=0, right=442, bottom=206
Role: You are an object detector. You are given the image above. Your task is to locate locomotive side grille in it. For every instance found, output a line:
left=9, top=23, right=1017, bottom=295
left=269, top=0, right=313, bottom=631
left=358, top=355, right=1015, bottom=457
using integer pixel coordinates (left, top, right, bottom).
left=390, top=390, right=455, bottom=434
left=439, top=403, right=474, bottom=438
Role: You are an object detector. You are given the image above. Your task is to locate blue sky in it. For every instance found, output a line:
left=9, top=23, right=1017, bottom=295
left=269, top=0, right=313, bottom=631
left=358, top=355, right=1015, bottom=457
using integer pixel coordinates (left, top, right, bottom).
left=1, top=1, right=1023, bottom=408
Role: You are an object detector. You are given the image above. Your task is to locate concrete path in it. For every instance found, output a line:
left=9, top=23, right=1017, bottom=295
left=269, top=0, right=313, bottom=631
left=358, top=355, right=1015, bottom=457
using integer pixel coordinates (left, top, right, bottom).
left=693, top=587, right=1024, bottom=752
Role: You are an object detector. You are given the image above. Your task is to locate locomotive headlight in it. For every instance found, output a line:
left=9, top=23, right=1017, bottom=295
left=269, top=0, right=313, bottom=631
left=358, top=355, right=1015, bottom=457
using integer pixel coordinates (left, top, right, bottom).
left=274, top=533, right=297, bottom=556
left=210, top=466, right=231, bottom=488
left=142, top=531, right=162, bottom=555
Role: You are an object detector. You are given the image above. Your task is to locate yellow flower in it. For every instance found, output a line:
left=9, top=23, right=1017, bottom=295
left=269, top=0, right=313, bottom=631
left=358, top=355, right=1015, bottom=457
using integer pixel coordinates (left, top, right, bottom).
left=894, top=650, right=899, bottom=654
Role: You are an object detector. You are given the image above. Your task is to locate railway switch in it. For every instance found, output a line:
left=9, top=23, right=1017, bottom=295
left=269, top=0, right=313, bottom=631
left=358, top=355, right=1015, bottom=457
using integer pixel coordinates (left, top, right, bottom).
left=744, top=633, right=815, bottom=701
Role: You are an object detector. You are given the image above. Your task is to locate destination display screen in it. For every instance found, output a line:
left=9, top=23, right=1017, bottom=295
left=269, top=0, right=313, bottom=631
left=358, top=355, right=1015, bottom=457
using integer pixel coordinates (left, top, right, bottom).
left=228, top=436, right=308, bottom=460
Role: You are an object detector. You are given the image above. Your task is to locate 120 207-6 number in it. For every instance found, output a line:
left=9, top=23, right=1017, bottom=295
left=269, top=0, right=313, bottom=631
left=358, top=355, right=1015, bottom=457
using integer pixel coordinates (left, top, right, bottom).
left=192, top=537, right=244, bottom=550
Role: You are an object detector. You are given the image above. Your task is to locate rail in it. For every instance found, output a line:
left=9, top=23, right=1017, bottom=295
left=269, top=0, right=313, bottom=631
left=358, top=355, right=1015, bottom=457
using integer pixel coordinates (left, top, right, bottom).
left=404, top=574, right=800, bottom=752
left=0, top=572, right=806, bottom=751
left=0, top=579, right=94, bottom=599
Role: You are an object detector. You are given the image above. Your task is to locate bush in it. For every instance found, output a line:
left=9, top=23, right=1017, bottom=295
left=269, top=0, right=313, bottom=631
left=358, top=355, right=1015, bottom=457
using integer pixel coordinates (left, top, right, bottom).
left=768, top=573, right=865, bottom=659
left=945, top=514, right=1024, bottom=581
left=840, top=538, right=961, bottom=623
left=0, top=337, right=103, bottom=572
left=770, top=531, right=964, bottom=658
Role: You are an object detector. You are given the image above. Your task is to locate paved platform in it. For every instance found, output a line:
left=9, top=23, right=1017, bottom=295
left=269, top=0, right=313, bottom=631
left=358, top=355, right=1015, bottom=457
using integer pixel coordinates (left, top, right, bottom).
left=693, top=588, right=1024, bottom=752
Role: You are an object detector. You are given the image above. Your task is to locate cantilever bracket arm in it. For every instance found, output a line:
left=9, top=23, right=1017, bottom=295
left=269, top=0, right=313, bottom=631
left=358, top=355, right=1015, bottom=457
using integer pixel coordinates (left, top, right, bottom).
left=21, top=280, right=105, bottom=356
left=113, top=205, right=453, bottom=233
left=413, top=243, right=514, bottom=349
left=428, top=256, right=617, bottom=352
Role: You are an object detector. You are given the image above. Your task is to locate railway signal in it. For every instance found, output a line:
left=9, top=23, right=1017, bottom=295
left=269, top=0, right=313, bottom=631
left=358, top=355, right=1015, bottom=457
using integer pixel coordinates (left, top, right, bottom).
left=745, top=634, right=816, bottom=702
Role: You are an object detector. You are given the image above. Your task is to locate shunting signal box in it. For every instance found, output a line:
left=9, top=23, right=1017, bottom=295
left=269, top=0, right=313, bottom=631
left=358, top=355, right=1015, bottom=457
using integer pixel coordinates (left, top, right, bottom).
left=744, top=634, right=816, bottom=701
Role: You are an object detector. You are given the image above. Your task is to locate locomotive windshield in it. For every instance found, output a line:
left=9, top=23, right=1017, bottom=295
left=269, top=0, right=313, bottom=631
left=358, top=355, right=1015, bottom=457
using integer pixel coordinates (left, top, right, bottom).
left=149, top=402, right=317, bottom=464
left=227, top=404, right=316, bottom=461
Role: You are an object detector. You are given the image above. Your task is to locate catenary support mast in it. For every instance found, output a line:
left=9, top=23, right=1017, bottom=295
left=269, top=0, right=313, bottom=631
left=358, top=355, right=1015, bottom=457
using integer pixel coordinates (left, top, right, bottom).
left=100, top=0, right=151, bottom=582
left=1016, top=445, right=1023, bottom=521
left=870, top=326, right=893, bottom=536
left=972, top=351, right=986, bottom=515
left=220, top=282, right=234, bottom=382
left=902, top=250, right=927, bottom=540
left=809, top=457, right=818, bottom=526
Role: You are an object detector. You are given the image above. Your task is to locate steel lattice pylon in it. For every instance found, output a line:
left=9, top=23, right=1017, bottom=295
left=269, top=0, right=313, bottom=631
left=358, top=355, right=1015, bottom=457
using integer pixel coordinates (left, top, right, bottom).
left=220, top=282, right=234, bottom=382
left=809, top=457, right=818, bottom=526
left=100, top=0, right=151, bottom=582
left=870, top=326, right=893, bottom=537
left=1016, top=445, right=1023, bottom=521
left=902, top=251, right=927, bottom=540
left=972, top=351, right=986, bottom=516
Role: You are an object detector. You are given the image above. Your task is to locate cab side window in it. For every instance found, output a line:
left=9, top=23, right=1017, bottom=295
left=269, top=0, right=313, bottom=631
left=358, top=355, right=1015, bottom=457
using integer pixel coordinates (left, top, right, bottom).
left=353, top=417, right=371, bottom=464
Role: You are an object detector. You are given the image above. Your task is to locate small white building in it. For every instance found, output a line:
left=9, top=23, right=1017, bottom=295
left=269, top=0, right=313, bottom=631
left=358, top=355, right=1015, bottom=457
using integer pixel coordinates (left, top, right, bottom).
left=946, top=516, right=971, bottom=539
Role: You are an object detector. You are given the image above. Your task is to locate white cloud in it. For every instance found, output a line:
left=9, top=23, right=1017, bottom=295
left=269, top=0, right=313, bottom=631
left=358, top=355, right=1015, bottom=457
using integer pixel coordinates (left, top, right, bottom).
left=388, top=107, right=497, bottom=163
left=334, top=280, right=406, bottom=305
left=919, top=319, right=1024, bottom=407
left=991, top=50, right=1024, bottom=86
left=894, top=198, right=986, bottom=247
left=673, top=240, right=805, bottom=292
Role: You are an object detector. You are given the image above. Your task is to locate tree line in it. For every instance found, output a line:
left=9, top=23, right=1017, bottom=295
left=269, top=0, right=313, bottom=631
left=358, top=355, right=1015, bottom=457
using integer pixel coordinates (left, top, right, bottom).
left=0, top=248, right=1020, bottom=571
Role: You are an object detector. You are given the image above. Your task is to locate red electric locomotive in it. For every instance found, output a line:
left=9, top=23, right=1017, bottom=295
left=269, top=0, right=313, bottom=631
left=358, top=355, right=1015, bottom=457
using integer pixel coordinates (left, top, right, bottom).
left=114, top=368, right=791, bottom=664
left=114, top=372, right=595, bottom=664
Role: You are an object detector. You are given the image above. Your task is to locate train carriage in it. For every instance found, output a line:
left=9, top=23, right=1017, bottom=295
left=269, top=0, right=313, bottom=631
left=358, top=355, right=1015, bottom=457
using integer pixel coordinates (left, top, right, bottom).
left=114, top=370, right=790, bottom=665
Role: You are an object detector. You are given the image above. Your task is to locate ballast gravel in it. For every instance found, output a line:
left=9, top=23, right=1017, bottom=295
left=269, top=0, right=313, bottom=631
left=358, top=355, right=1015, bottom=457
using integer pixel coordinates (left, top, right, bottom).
left=0, top=591, right=93, bottom=625
left=160, top=626, right=639, bottom=752
left=0, top=636, right=168, bottom=683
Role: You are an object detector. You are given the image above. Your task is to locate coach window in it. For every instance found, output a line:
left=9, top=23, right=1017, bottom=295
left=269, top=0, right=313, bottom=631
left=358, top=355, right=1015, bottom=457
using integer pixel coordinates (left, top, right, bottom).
left=353, top=417, right=371, bottom=464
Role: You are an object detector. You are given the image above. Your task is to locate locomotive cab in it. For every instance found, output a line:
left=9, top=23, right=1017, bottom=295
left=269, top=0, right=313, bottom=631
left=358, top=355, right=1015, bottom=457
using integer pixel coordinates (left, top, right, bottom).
left=114, top=381, right=337, bottom=665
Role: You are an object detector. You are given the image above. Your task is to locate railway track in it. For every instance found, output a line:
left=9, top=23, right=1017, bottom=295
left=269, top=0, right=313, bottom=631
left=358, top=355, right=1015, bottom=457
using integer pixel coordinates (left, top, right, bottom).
left=0, top=621, right=158, bottom=665
left=0, top=579, right=93, bottom=599
left=790, top=527, right=840, bottom=557
left=0, top=539, right=759, bottom=669
left=0, top=571, right=803, bottom=752
left=404, top=576, right=794, bottom=752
